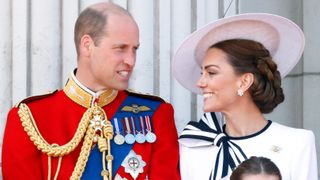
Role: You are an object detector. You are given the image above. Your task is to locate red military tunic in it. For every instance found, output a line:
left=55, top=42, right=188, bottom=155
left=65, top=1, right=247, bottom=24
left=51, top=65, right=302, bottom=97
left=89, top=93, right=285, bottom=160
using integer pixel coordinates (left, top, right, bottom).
left=2, top=74, right=180, bottom=180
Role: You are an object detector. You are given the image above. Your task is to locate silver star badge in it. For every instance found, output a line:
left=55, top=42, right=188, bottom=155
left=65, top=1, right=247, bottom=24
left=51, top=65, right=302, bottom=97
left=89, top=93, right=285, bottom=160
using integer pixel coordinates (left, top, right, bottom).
left=90, top=114, right=106, bottom=132
left=121, top=150, right=146, bottom=179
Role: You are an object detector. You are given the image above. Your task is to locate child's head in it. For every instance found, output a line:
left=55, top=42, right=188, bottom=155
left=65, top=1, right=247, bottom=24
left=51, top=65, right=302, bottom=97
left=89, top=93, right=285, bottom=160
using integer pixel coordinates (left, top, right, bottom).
left=230, top=156, right=282, bottom=180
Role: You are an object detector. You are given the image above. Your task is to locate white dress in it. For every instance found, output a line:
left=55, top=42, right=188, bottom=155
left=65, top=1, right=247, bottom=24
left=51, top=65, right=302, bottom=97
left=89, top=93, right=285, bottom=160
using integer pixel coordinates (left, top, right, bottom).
left=179, top=112, right=318, bottom=180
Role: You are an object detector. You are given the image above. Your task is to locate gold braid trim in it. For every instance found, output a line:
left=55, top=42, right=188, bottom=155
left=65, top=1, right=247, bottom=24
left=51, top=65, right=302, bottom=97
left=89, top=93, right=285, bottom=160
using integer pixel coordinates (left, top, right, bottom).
left=70, top=123, right=95, bottom=179
left=18, top=103, right=93, bottom=157
left=18, top=103, right=109, bottom=180
left=71, top=105, right=112, bottom=180
left=19, top=103, right=112, bottom=180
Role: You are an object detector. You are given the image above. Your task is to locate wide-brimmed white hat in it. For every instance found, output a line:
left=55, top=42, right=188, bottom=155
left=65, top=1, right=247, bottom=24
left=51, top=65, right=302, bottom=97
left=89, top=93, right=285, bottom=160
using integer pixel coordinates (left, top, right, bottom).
left=172, top=13, right=305, bottom=94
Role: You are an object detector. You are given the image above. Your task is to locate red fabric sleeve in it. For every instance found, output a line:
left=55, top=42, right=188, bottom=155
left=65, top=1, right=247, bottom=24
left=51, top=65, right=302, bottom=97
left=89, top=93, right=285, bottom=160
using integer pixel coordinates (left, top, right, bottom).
left=148, top=103, right=181, bottom=180
left=2, top=108, right=44, bottom=179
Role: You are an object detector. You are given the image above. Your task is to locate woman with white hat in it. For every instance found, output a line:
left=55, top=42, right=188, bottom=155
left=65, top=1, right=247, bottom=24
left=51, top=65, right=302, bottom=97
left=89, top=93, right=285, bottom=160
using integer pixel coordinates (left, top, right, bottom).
left=173, top=13, right=318, bottom=180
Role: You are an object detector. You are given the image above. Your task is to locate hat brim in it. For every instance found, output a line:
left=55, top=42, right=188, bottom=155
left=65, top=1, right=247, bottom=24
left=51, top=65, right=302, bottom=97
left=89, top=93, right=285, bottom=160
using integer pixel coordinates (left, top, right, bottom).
left=172, top=13, right=305, bottom=94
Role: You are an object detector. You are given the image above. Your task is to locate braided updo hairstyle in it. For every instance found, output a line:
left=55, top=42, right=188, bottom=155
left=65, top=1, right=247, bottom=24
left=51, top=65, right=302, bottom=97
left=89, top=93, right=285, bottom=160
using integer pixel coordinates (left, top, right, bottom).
left=211, top=39, right=284, bottom=113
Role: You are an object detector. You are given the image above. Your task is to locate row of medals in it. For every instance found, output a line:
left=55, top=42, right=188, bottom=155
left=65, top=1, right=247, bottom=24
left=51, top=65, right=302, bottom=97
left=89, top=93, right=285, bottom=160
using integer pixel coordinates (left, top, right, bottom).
left=113, top=116, right=156, bottom=145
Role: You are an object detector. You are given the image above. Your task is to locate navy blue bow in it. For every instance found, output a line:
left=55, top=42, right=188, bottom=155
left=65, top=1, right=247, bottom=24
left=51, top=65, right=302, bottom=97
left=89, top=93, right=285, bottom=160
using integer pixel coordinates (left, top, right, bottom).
left=179, top=112, right=247, bottom=180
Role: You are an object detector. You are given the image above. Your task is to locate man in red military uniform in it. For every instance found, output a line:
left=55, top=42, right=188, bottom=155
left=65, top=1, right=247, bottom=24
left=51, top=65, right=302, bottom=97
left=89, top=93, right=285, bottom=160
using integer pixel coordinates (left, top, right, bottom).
left=2, top=2, right=180, bottom=180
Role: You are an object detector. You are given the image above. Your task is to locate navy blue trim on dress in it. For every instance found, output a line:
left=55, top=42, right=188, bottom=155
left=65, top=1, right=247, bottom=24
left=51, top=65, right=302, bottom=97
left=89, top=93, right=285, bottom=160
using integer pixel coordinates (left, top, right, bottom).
left=179, top=113, right=273, bottom=179
left=224, top=120, right=272, bottom=140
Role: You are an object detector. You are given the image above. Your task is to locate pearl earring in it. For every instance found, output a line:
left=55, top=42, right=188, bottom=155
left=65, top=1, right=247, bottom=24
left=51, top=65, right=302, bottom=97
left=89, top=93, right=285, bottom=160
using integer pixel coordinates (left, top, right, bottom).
left=237, top=89, right=244, bottom=97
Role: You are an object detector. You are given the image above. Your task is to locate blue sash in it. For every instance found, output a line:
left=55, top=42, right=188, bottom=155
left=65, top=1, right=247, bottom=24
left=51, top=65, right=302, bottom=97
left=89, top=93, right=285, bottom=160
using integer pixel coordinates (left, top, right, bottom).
left=82, top=94, right=160, bottom=179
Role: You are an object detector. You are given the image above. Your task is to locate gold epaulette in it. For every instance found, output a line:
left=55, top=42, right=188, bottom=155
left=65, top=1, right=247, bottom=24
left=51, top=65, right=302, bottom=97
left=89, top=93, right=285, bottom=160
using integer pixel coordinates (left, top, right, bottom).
left=15, top=90, right=58, bottom=108
left=125, top=89, right=166, bottom=103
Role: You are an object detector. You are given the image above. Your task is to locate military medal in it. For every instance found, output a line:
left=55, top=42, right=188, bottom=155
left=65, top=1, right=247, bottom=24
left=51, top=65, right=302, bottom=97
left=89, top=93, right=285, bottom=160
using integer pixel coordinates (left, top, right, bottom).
left=122, top=150, right=146, bottom=179
left=135, top=132, right=145, bottom=144
left=135, top=116, right=146, bottom=143
left=145, top=116, right=156, bottom=143
left=113, top=118, right=125, bottom=145
left=124, top=117, right=135, bottom=144
left=125, top=132, right=135, bottom=144
left=90, top=113, right=107, bottom=132
left=114, top=134, right=125, bottom=145
left=146, top=131, right=156, bottom=143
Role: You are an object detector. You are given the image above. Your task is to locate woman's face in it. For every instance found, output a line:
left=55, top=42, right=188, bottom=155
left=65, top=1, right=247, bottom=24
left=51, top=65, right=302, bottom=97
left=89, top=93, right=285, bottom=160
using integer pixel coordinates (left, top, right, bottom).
left=197, top=47, right=242, bottom=112
left=242, top=174, right=280, bottom=180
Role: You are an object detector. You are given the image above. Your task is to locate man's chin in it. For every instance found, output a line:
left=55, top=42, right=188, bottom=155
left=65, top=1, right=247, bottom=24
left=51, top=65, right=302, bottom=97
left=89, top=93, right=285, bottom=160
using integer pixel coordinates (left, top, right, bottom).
left=113, top=84, right=129, bottom=91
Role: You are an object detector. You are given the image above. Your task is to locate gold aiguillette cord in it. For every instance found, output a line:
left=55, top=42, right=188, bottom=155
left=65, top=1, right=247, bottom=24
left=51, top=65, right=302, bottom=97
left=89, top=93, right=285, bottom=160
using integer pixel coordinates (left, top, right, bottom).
left=18, top=103, right=114, bottom=180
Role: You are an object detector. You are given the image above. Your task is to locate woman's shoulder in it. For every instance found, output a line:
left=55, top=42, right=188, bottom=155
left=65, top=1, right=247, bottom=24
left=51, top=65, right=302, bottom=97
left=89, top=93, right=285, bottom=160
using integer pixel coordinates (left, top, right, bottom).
left=270, top=121, right=315, bottom=142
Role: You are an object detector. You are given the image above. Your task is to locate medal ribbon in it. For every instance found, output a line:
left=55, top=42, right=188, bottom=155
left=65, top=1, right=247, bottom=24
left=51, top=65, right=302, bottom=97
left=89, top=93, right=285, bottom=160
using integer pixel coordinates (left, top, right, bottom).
left=114, top=118, right=121, bottom=134
left=124, top=117, right=132, bottom=134
left=139, top=116, right=146, bottom=135
left=145, top=115, right=152, bottom=132
left=130, top=117, right=136, bottom=135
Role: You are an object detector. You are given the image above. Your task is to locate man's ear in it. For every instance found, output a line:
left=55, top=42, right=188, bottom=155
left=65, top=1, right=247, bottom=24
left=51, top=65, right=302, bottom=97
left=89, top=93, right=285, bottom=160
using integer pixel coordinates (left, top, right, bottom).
left=238, top=73, right=254, bottom=92
left=79, top=34, right=93, bottom=56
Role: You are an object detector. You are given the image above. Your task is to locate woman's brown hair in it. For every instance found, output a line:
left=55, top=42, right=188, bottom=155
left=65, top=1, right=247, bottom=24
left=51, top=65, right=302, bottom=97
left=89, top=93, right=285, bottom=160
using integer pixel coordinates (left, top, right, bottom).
left=230, top=156, right=282, bottom=180
left=211, top=39, right=284, bottom=113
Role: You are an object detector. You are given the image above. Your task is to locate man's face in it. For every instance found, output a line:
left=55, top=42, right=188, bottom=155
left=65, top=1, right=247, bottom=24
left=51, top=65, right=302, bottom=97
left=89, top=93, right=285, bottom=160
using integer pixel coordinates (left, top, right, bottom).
left=87, top=14, right=139, bottom=91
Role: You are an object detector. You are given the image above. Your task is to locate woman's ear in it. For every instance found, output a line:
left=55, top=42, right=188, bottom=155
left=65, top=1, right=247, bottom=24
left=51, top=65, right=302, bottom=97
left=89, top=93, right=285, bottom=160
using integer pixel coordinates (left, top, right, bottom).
left=238, top=73, right=254, bottom=92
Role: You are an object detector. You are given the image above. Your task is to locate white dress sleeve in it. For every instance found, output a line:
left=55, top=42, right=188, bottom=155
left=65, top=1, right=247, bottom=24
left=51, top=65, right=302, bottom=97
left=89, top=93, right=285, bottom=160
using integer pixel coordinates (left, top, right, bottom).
left=291, top=130, right=318, bottom=180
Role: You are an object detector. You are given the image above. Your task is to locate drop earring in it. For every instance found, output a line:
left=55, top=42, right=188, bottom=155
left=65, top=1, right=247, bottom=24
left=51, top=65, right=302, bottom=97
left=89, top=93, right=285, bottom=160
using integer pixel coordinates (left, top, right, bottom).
left=237, top=89, right=244, bottom=97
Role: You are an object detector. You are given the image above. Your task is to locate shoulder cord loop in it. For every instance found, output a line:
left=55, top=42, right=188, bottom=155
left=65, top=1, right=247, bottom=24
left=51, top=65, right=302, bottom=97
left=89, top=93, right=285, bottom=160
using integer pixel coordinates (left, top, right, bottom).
left=18, top=103, right=113, bottom=180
